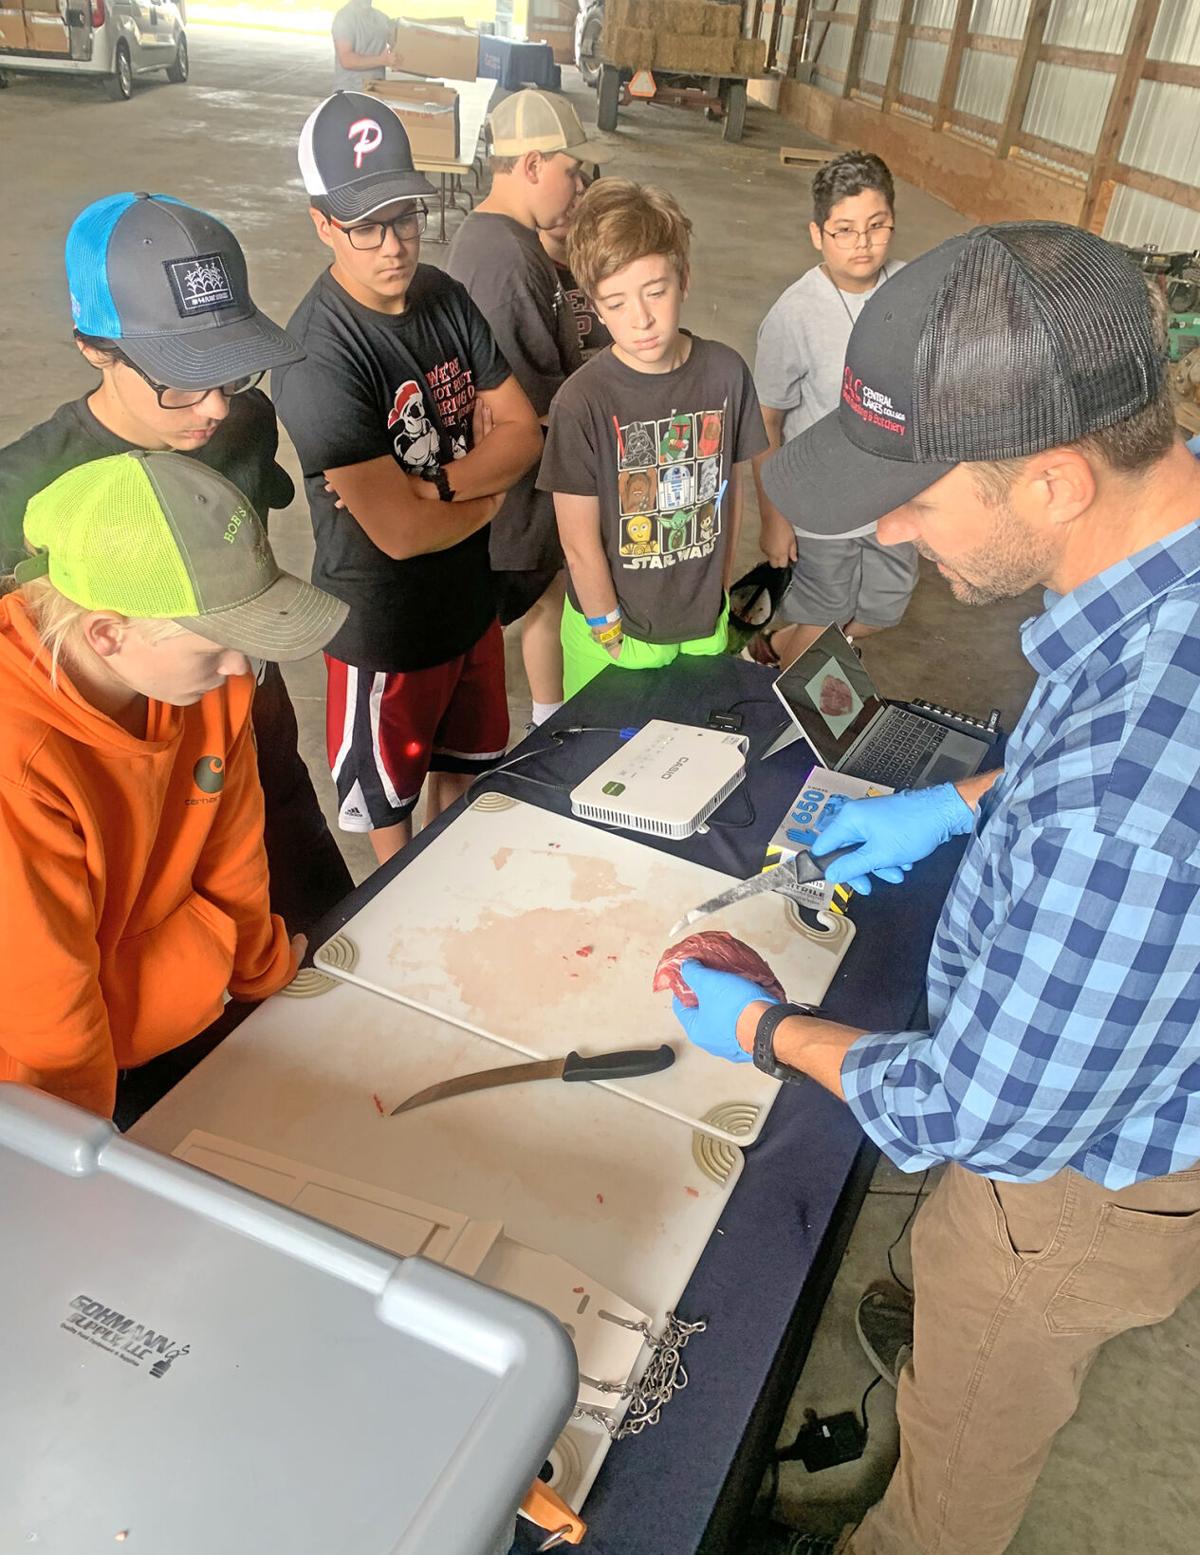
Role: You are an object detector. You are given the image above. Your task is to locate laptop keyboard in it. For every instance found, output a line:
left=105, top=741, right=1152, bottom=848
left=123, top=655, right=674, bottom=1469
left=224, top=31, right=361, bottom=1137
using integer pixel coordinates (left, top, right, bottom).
left=841, top=710, right=944, bottom=787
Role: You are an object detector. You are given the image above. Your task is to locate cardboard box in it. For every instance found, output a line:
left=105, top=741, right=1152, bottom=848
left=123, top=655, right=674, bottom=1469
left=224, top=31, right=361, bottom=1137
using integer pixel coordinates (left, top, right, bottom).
left=365, top=79, right=460, bottom=162
left=390, top=19, right=477, bottom=82
left=24, top=7, right=68, bottom=52
left=533, top=25, right=576, bottom=65
left=0, top=8, right=29, bottom=49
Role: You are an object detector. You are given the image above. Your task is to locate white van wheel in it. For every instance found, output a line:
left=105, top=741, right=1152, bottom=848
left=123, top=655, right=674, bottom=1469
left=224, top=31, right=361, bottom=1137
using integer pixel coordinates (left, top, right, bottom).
left=109, top=40, right=132, bottom=100
left=166, top=32, right=188, bottom=83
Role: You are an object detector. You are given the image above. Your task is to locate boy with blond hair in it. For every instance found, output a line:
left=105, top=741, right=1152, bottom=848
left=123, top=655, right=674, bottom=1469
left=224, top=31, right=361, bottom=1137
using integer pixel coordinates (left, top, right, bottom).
left=538, top=180, right=767, bottom=696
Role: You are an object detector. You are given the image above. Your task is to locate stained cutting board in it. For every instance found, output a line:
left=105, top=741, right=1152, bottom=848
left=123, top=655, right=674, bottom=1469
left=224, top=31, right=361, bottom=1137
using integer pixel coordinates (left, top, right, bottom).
left=314, top=795, right=855, bottom=1145
left=131, top=975, right=746, bottom=1508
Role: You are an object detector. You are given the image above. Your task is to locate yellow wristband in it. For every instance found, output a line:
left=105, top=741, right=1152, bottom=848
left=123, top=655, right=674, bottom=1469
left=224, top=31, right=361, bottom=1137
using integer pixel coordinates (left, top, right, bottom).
left=595, top=622, right=624, bottom=645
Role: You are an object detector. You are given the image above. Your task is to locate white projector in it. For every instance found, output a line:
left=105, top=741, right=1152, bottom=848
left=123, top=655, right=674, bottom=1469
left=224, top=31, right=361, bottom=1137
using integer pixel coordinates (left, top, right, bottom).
left=570, top=719, right=749, bottom=840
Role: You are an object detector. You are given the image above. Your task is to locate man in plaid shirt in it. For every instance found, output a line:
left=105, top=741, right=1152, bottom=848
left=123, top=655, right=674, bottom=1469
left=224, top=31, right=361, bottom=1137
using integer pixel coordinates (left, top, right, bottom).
left=674, top=224, right=1200, bottom=1555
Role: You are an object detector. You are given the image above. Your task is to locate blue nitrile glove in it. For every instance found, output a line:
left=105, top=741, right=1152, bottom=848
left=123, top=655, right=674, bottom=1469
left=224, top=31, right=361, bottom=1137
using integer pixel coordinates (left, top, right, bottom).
left=671, top=960, right=779, bottom=1063
left=788, top=784, right=973, bottom=894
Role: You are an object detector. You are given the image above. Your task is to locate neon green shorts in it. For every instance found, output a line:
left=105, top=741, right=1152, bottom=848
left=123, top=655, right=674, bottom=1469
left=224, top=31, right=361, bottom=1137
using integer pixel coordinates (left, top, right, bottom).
left=561, top=596, right=730, bottom=700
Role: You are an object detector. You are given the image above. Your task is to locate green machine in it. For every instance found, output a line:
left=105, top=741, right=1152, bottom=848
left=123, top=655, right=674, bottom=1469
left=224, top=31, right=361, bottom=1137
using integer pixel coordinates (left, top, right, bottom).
left=1119, top=244, right=1200, bottom=360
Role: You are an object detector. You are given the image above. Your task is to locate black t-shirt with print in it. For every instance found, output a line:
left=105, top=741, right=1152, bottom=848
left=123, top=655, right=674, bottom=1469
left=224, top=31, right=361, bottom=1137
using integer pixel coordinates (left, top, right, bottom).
left=538, top=335, right=767, bottom=643
left=552, top=258, right=613, bottom=359
left=0, top=388, right=294, bottom=575
left=273, top=266, right=511, bottom=672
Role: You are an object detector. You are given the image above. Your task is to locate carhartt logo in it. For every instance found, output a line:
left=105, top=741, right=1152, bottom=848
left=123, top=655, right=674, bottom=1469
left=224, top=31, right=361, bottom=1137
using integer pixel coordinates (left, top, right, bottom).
left=164, top=252, right=236, bottom=318
left=223, top=505, right=248, bottom=544
left=348, top=117, right=383, bottom=169
left=193, top=755, right=225, bottom=794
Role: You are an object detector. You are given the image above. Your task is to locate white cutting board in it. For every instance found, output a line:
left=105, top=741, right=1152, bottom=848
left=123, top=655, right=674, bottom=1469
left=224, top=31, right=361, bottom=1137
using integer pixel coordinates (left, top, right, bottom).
left=131, top=976, right=747, bottom=1508
left=314, top=795, right=855, bottom=1145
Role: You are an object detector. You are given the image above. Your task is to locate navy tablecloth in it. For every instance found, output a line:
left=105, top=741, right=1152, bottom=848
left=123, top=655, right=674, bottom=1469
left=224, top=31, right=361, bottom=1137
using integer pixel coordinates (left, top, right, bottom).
left=312, top=657, right=981, bottom=1555
left=477, top=36, right=561, bottom=92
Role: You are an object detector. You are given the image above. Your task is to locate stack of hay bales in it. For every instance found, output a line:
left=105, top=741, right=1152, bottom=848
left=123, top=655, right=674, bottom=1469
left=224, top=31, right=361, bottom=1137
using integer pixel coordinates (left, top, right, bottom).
left=601, top=1, right=767, bottom=77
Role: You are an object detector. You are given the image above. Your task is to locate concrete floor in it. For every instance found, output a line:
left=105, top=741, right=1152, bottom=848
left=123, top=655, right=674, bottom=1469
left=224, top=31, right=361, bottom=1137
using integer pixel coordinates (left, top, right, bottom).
left=1, top=27, right=1196, bottom=1552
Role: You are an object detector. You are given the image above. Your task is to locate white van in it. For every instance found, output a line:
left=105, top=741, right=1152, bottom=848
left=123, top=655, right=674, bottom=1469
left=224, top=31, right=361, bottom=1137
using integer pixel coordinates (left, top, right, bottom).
left=0, top=0, right=187, bottom=101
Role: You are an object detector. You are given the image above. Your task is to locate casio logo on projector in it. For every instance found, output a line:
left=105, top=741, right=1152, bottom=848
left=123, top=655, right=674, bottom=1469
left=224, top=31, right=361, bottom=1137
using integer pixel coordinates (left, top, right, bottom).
left=661, top=756, right=689, bottom=780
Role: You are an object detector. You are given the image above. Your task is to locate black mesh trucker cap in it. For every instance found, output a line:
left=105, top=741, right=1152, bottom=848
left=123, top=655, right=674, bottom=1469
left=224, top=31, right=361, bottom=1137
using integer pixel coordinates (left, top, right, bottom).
left=761, top=222, right=1167, bottom=537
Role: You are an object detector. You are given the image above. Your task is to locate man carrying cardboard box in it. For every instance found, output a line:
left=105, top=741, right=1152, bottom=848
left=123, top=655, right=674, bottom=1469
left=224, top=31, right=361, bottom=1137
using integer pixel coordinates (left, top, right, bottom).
left=331, top=0, right=395, bottom=92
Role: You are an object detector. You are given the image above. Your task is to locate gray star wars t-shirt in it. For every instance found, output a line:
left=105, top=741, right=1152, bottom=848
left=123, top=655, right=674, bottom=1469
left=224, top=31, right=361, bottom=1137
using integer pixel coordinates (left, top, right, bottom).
left=538, top=335, right=767, bottom=643
left=331, top=0, right=391, bottom=90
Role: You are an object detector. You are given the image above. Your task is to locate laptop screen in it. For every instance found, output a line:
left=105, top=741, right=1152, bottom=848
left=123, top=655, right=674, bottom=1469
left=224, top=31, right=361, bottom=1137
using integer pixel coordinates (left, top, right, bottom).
left=771, top=625, right=886, bottom=765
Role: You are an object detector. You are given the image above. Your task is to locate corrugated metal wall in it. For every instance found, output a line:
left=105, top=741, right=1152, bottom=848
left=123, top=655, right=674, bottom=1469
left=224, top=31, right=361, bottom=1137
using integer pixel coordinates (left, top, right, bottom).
left=798, top=0, right=1200, bottom=248
left=811, top=0, right=858, bottom=95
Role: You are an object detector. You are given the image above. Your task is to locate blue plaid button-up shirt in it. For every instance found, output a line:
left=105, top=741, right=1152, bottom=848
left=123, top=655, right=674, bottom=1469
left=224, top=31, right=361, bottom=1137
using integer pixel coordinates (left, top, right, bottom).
left=842, top=521, right=1200, bottom=1188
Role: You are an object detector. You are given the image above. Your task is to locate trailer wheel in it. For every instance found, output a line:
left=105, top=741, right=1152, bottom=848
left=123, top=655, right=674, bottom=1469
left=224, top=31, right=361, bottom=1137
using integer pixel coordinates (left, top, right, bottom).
left=576, top=3, right=603, bottom=88
left=597, top=62, right=620, bottom=132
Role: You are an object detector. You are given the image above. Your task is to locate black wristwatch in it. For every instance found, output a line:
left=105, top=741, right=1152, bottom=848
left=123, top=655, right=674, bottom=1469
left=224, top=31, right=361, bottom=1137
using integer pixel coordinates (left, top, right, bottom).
left=752, top=1001, right=817, bottom=1084
left=432, top=464, right=455, bottom=503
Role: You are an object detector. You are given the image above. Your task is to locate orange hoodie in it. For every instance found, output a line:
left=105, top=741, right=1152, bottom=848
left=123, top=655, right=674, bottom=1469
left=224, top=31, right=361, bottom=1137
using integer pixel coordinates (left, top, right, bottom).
left=0, top=593, right=295, bottom=1117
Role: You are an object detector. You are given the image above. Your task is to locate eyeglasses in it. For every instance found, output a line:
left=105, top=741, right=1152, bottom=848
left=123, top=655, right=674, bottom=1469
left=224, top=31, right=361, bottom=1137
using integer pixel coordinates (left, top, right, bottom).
left=822, top=222, right=895, bottom=252
left=119, top=357, right=265, bottom=410
left=334, top=207, right=429, bottom=249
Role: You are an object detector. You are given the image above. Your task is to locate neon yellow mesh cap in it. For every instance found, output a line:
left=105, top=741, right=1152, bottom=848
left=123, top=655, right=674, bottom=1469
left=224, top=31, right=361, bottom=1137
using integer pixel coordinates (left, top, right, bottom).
left=19, top=452, right=348, bottom=661
left=488, top=89, right=613, bottom=162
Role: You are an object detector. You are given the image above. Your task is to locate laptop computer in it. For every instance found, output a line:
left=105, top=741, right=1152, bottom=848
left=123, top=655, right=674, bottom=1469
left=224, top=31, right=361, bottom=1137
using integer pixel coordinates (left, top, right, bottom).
left=762, top=624, right=991, bottom=788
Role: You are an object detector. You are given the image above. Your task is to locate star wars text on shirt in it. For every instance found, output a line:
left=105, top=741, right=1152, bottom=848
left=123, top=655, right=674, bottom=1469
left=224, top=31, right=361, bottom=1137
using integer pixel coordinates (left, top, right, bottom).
left=616, top=401, right=727, bottom=570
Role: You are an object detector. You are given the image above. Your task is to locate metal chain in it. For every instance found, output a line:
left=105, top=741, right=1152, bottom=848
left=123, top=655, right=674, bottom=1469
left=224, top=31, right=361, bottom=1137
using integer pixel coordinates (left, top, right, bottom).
left=572, top=1311, right=707, bottom=1440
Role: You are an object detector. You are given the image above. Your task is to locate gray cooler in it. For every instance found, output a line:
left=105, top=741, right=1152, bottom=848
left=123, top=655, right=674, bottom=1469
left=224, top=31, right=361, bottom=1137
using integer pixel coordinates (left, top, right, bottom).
left=0, top=1084, right=577, bottom=1554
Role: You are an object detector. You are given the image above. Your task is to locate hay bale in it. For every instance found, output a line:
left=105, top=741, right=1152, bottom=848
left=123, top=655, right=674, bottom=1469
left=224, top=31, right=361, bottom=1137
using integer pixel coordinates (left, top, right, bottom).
left=703, top=2, right=742, bottom=38
left=607, top=25, right=656, bottom=65
left=656, top=35, right=736, bottom=73
left=733, top=37, right=768, bottom=76
left=662, top=1, right=711, bottom=31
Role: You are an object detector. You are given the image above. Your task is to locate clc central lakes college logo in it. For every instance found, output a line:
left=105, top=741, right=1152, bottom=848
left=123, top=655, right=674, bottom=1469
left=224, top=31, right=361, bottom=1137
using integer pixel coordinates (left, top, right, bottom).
left=188, top=755, right=225, bottom=806
left=842, top=366, right=907, bottom=437
left=164, top=251, right=236, bottom=318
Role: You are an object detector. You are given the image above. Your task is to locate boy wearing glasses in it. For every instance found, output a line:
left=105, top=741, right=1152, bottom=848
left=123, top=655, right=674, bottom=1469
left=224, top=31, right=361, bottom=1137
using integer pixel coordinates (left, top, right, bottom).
left=752, top=151, right=914, bottom=665
left=275, top=93, right=542, bottom=865
left=0, top=192, right=353, bottom=937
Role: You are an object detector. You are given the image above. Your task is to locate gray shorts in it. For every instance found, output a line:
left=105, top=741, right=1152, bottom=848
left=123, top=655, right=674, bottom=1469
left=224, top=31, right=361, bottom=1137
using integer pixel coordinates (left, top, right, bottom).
left=780, top=533, right=919, bottom=629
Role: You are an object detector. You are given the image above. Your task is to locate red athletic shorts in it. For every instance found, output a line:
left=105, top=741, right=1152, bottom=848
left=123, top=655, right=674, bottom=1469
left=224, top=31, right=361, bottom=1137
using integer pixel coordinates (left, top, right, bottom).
left=324, top=621, right=509, bottom=831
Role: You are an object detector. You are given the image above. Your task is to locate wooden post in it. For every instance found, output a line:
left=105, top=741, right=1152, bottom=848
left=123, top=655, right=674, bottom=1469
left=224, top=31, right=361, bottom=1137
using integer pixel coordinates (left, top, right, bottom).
left=882, top=0, right=916, bottom=112
left=933, top=0, right=972, bottom=131
left=1079, top=0, right=1163, bottom=231
left=995, top=0, right=1053, bottom=158
left=842, top=0, right=874, bottom=99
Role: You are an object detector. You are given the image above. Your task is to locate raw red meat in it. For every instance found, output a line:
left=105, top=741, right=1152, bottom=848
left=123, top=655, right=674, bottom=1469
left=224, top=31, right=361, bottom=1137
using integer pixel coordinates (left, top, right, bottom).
left=653, top=931, right=787, bottom=1008
left=819, top=674, right=853, bottom=716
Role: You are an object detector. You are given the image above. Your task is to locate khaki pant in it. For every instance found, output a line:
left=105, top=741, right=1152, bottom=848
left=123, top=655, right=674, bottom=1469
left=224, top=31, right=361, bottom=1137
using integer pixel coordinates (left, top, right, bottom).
left=846, top=1161, right=1200, bottom=1555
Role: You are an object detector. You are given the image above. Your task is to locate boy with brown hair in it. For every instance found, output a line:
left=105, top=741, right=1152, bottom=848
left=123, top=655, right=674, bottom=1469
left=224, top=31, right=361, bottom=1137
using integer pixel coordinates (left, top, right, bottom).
left=538, top=179, right=767, bottom=696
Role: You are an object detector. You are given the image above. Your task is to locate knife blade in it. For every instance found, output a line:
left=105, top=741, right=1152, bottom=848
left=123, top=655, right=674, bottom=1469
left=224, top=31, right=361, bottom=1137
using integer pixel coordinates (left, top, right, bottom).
left=389, top=1044, right=676, bottom=1118
left=667, top=845, right=859, bottom=939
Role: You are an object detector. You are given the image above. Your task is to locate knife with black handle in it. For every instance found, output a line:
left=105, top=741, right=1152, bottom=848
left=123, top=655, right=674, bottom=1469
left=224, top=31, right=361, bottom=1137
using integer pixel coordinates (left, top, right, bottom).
left=389, top=1044, right=676, bottom=1118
